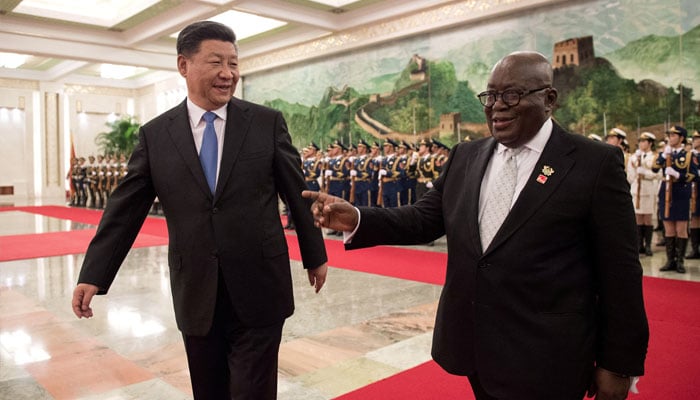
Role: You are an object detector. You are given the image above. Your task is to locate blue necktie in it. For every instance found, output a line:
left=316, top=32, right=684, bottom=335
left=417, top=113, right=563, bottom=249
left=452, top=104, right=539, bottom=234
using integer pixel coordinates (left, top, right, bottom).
left=200, top=111, right=218, bottom=194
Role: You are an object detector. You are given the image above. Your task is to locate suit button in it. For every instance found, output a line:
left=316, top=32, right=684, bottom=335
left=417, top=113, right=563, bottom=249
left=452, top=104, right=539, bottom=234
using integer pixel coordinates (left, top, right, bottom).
left=212, top=207, right=219, bottom=214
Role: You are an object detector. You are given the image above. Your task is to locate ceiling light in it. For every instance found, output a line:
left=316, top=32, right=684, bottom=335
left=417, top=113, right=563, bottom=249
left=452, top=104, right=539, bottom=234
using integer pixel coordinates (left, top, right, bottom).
left=100, top=64, right=146, bottom=80
left=171, top=10, right=287, bottom=41
left=0, top=52, right=29, bottom=69
left=14, top=0, right=160, bottom=27
left=306, top=0, right=360, bottom=7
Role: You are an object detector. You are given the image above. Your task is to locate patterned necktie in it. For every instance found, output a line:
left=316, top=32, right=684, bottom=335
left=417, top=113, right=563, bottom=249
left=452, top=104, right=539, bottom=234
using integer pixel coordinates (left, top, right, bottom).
left=200, top=111, right=218, bottom=194
left=480, top=147, right=521, bottom=250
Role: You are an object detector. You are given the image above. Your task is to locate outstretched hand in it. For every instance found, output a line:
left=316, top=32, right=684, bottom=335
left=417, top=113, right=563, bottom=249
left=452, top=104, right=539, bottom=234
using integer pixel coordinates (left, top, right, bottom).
left=302, top=190, right=359, bottom=232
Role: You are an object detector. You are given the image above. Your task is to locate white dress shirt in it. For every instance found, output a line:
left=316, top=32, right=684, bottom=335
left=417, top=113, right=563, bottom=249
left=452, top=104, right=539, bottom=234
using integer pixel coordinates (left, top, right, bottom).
left=478, top=118, right=553, bottom=223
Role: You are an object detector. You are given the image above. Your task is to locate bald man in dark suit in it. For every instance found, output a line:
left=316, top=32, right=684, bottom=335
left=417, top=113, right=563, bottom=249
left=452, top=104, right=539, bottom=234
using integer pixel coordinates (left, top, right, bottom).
left=304, top=51, right=648, bottom=400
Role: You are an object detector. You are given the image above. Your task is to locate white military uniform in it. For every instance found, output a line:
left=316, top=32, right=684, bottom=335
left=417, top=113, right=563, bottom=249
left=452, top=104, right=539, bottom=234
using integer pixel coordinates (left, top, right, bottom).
left=627, top=149, right=661, bottom=214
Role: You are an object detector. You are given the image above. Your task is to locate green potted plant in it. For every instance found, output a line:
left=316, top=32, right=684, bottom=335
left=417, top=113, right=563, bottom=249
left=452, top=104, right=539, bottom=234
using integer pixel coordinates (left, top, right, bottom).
left=95, top=116, right=140, bottom=156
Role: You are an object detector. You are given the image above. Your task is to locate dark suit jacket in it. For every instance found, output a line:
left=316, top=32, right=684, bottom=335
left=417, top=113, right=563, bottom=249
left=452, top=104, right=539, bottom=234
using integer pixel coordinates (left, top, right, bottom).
left=347, top=123, right=648, bottom=398
left=79, top=98, right=327, bottom=335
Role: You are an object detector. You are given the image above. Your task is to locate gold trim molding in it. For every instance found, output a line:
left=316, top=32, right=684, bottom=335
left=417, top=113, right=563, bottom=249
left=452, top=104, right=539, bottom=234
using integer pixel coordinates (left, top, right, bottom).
left=63, top=84, right=136, bottom=97
left=0, top=78, right=40, bottom=90
left=241, top=0, right=570, bottom=75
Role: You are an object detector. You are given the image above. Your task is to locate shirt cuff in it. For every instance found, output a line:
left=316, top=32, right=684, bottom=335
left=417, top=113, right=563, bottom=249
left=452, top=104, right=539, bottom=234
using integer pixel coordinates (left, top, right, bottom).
left=342, top=207, right=361, bottom=244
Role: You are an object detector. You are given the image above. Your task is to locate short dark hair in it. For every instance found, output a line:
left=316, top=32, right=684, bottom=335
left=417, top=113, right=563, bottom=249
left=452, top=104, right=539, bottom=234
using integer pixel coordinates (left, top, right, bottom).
left=176, top=21, right=237, bottom=57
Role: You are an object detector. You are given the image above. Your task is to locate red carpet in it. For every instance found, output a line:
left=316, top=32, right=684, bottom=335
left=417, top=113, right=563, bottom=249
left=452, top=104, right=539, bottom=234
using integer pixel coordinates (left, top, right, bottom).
left=333, top=278, right=700, bottom=400
left=0, top=229, right=168, bottom=262
left=285, top=234, right=447, bottom=285
left=3, top=207, right=700, bottom=398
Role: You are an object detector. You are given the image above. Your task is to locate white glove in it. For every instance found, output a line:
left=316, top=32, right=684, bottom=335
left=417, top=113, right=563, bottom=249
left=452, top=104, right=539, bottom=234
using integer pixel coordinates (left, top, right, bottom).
left=325, top=170, right=333, bottom=177
left=665, top=167, right=680, bottom=179
left=636, top=166, right=645, bottom=175
left=348, top=156, right=356, bottom=162
left=664, top=145, right=672, bottom=156
left=693, top=149, right=699, bottom=155
left=411, top=152, right=419, bottom=161
left=350, top=170, right=357, bottom=177
left=426, top=181, right=434, bottom=189
left=378, top=169, right=387, bottom=177
left=635, top=149, right=643, bottom=157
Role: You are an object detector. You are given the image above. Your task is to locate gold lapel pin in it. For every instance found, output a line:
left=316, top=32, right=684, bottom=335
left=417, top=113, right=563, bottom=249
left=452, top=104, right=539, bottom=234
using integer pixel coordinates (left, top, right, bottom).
left=537, top=165, right=554, bottom=184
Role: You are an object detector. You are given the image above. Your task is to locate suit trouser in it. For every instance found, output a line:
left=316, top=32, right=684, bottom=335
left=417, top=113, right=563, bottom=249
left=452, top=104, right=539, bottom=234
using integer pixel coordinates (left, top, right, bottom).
left=182, top=273, right=284, bottom=400
left=468, top=373, right=588, bottom=400
left=468, top=374, right=500, bottom=400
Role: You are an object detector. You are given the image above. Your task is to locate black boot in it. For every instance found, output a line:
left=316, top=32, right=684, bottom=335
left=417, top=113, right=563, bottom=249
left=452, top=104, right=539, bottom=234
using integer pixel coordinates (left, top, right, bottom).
left=660, top=237, right=676, bottom=271
left=637, top=225, right=645, bottom=254
left=676, top=238, right=688, bottom=273
left=687, top=228, right=700, bottom=259
left=643, top=225, right=654, bottom=256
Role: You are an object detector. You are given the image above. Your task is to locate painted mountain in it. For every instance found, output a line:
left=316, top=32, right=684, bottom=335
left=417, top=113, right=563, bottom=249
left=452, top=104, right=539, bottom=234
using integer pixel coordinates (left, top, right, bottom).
left=604, top=24, right=700, bottom=101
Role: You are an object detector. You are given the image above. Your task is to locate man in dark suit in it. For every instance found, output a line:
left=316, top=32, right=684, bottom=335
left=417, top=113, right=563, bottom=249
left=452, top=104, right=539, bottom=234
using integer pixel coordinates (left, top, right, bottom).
left=303, top=51, right=648, bottom=400
left=71, top=21, right=328, bottom=400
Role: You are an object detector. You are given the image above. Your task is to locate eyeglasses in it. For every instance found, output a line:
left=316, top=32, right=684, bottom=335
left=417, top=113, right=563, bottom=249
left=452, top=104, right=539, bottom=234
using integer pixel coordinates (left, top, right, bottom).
left=476, top=86, right=551, bottom=107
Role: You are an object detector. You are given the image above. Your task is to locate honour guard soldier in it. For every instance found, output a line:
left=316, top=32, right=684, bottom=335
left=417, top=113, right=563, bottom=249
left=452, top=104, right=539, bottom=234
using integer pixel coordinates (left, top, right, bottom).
left=303, top=142, right=323, bottom=192
left=688, top=131, right=700, bottom=258
left=403, top=141, right=418, bottom=204
left=627, top=132, right=660, bottom=256
left=397, top=141, right=412, bottom=205
left=325, top=140, right=351, bottom=235
left=325, top=140, right=351, bottom=200
left=606, top=128, right=627, bottom=150
left=654, top=126, right=697, bottom=273
left=351, top=139, right=373, bottom=206
left=379, top=139, right=403, bottom=207
left=431, top=139, right=449, bottom=172
left=415, top=138, right=438, bottom=201
left=369, top=141, right=382, bottom=206
left=76, top=157, right=87, bottom=206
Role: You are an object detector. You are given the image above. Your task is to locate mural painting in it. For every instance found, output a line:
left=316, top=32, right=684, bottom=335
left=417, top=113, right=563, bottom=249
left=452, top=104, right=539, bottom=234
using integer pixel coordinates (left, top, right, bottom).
left=243, top=0, right=699, bottom=150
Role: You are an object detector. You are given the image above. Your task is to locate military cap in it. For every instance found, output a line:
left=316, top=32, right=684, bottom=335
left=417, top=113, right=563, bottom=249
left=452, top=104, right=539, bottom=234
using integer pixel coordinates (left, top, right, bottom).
left=639, top=132, right=656, bottom=141
left=308, top=142, right=320, bottom=151
left=371, top=141, right=380, bottom=149
left=607, top=128, right=627, bottom=138
left=431, top=139, right=444, bottom=148
left=667, top=125, right=688, bottom=138
left=692, top=130, right=700, bottom=139
left=382, top=138, right=398, bottom=147
left=331, top=139, right=347, bottom=151
left=419, top=138, right=433, bottom=146
left=587, top=134, right=602, bottom=141
left=357, top=139, right=370, bottom=148
left=398, top=141, right=408, bottom=149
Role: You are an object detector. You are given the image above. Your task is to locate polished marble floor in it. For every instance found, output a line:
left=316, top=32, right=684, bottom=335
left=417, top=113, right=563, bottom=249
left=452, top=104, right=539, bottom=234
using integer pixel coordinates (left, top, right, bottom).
left=1, top=197, right=698, bottom=399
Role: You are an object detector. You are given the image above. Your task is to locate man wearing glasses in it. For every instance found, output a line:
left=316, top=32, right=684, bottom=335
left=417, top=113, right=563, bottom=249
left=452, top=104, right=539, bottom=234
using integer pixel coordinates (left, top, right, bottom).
left=304, top=51, right=648, bottom=399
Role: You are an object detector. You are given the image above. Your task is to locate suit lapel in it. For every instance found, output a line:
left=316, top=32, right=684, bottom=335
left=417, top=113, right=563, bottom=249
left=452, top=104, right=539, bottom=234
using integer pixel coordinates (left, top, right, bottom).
left=214, top=98, right=252, bottom=201
left=484, top=124, right=576, bottom=255
left=167, top=101, right=212, bottom=197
